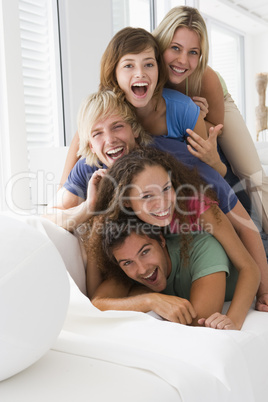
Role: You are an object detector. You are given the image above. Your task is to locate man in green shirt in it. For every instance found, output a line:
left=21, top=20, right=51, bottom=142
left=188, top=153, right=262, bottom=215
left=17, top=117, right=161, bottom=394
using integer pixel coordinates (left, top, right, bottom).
left=92, top=216, right=239, bottom=330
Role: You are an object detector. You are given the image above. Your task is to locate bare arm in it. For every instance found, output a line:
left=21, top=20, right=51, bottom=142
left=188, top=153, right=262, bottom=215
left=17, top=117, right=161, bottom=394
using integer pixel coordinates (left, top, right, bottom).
left=200, top=66, right=225, bottom=127
left=226, top=200, right=268, bottom=311
left=192, top=113, right=208, bottom=140
left=42, top=188, right=86, bottom=231
left=201, top=207, right=260, bottom=329
left=92, top=277, right=197, bottom=324
left=189, top=272, right=235, bottom=328
left=59, top=132, right=80, bottom=188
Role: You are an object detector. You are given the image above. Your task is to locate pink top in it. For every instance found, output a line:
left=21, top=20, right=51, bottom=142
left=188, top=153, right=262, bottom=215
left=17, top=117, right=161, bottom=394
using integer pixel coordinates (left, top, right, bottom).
left=169, top=196, right=218, bottom=233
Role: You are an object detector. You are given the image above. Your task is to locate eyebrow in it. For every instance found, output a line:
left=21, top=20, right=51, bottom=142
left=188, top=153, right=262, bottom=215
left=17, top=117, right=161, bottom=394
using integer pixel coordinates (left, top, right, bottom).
left=117, top=242, right=151, bottom=264
left=171, top=41, right=200, bottom=50
left=119, top=56, right=156, bottom=63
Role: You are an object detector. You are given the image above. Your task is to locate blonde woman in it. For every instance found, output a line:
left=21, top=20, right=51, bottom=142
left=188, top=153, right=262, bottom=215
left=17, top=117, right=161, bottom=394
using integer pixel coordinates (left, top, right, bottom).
left=153, top=5, right=268, bottom=233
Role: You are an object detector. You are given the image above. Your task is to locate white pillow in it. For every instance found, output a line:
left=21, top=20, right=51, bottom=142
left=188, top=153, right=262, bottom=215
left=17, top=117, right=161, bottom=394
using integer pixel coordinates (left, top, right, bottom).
left=0, top=215, right=70, bottom=381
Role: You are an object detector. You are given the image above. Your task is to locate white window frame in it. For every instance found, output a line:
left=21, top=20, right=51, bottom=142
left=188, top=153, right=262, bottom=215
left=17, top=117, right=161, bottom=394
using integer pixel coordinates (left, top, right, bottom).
left=0, top=0, right=31, bottom=213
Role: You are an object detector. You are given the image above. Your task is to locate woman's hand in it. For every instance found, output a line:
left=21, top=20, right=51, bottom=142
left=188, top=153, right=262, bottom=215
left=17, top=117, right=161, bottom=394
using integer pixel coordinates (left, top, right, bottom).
left=186, top=124, right=226, bottom=176
left=198, top=312, right=238, bottom=330
left=255, top=293, right=268, bottom=312
left=192, top=96, right=209, bottom=119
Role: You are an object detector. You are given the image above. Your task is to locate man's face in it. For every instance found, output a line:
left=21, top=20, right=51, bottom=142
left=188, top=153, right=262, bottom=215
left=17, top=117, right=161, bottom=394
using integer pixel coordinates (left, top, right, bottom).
left=113, top=232, right=171, bottom=292
left=89, top=114, right=138, bottom=167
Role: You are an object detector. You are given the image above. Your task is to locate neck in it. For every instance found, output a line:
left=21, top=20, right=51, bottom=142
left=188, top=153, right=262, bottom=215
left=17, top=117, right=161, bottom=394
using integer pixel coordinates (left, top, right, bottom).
left=135, top=97, right=158, bottom=119
left=166, top=80, right=186, bottom=95
left=164, top=246, right=172, bottom=279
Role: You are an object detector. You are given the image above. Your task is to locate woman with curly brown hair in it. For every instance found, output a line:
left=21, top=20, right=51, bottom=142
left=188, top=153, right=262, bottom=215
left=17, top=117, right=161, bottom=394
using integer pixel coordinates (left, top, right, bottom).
left=85, top=147, right=260, bottom=330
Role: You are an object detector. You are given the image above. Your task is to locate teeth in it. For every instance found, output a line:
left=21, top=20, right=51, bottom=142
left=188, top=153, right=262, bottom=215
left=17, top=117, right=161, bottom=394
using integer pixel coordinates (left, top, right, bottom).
left=152, top=209, right=169, bottom=217
left=171, top=66, right=186, bottom=73
left=132, top=83, right=148, bottom=87
left=107, top=146, right=123, bottom=155
left=144, top=269, right=156, bottom=279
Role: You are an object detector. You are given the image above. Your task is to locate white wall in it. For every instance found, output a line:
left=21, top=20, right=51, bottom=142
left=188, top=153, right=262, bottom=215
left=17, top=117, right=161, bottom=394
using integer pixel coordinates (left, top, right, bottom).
left=244, top=30, right=268, bottom=140
left=58, top=0, right=113, bottom=144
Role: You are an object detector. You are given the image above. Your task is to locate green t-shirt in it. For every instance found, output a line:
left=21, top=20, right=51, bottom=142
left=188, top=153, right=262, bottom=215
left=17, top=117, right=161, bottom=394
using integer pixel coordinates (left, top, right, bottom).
left=163, top=233, right=238, bottom=301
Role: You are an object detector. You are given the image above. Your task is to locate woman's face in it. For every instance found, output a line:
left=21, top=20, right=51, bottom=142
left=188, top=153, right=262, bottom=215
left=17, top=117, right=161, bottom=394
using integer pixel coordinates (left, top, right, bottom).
left=163, top=27, right=201, bottom=86
left=126, top=164, right=176, bottom=227
left=115, top=47, right=159, bottom=109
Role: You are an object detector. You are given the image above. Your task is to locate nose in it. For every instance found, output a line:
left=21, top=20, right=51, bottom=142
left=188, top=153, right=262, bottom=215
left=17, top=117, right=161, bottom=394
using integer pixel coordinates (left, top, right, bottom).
left=134, top=65, right=145, bottom=78
left=151, top=194, right=166, bottom=210
left=104, top=129, right=116, bottom=144
left=135, top=260, right=148, bottom=276
left=176, top=50, right=188, bottom=64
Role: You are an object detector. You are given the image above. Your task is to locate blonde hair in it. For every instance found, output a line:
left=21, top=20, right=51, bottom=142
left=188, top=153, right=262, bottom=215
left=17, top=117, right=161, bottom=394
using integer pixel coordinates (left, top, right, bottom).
left=99, top=27, right=168, bottom=103
left=153, top=6, right=209, bottom=96
left=77, top=90, right=151, bottom=166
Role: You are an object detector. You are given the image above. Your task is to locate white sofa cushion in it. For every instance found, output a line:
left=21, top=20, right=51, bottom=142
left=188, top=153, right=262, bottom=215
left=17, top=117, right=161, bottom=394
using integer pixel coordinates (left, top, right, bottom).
left=0, top=215, right=70, bottom=381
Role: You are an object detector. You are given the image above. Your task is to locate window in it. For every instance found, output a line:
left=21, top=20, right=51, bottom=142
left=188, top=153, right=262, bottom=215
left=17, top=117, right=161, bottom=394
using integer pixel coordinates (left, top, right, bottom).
left=112, top=0, right=152, bottom=33
left=19, top=0, right=64, bottom=150
left=207, top=21, right=245, bottom=117
left=154, top=0, right=185, bottom=27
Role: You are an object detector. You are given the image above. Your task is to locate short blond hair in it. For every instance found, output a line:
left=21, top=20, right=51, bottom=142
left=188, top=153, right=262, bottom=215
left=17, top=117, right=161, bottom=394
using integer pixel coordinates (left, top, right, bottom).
left=153, top=6, right=209, bottom=96
left=77, top=90, right=151, bottom=166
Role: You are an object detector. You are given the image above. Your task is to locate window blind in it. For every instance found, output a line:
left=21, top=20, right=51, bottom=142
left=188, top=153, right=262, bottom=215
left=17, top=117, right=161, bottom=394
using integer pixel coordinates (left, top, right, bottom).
left=18, top=0, right=63, bottom=149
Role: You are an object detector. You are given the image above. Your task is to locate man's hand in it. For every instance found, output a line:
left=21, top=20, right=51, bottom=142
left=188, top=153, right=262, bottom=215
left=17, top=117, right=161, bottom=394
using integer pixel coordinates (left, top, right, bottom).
left=149, top=293, right=197, bottom=324
left=186, top=124, right=226, bottom=176
left=198, top=312, right=238, bottom=330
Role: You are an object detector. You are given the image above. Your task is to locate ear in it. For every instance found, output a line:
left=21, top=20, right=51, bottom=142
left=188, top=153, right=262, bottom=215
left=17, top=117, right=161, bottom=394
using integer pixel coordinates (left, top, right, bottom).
left=123, top=200, right=131, bottom=208
left=89, top=141, right=96, bottom=154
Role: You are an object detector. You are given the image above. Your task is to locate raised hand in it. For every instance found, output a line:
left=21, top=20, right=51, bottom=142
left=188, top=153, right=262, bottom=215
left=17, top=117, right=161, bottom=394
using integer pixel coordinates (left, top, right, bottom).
left=186, top=124, right=226, bottom=176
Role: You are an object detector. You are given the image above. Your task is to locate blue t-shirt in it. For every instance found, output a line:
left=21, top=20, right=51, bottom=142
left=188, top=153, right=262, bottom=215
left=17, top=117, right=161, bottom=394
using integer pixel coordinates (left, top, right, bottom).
left=162, top=88, right=200, bottom=141
left=63, top=137, right=237, bottom=214
left=64, top=159, right=107, bottom=199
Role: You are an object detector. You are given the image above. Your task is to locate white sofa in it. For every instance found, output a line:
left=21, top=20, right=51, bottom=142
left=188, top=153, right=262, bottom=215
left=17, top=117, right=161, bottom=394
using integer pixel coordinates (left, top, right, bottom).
left=1, top=213, right=268, bottom=402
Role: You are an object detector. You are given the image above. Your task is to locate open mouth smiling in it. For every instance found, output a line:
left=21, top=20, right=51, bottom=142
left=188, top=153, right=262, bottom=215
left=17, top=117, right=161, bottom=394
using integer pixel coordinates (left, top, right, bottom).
left=131, top=82, right=148, bottom=97
left=150, top=207, right=171, bottom=219
left=170, top=66, right=187, bottom=74
left=106, top=146, right=124, bottom=160
left=143, top=267, right=158, bottom=283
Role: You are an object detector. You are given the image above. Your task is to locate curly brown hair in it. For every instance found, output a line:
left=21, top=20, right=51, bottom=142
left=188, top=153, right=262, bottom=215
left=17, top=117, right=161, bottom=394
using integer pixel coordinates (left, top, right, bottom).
left=80, top=147, right=219, bottom=276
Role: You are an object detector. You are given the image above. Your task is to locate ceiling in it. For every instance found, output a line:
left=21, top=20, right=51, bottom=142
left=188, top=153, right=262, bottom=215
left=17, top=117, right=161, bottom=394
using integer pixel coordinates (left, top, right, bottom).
left=200, top=0, right=268, bottom=34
